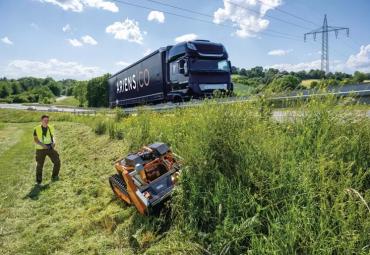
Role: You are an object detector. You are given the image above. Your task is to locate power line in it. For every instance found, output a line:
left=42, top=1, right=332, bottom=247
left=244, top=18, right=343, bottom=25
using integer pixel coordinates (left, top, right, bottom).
left=254, top=0, right=320, bottom=27
left=142, top=0, right=301, bottom=39
left=110, top=0, right=302, bottom=41
left=224, top=0, right=314, bottom=30
left=144, top=0, right=212, bottom=19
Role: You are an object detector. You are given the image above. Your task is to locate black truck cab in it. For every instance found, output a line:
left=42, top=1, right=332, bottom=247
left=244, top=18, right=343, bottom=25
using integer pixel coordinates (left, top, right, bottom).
left=166, top=40, right=232, bottom=101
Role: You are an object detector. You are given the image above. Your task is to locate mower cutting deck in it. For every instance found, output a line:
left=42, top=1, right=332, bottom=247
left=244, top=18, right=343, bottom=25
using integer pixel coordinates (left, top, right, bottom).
left=109, top=143, right=180, bottom=215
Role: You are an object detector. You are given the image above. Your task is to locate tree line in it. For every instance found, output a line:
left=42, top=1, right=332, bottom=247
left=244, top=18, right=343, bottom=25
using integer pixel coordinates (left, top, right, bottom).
left=0, top=77, right=76, bottom=104
left=0, top=74, right=110, bottom=107
left=231, top=66, right=370, bottom=93
left=1, top=67, right=369, bottom=107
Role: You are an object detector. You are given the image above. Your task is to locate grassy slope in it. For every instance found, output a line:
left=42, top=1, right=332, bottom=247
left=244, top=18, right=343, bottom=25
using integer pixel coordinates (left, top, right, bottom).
left=1, top=101, right=369, bottom=254
left=0, top=122, right=194, bottom=255
left=55, top=96, right=80, bottom=107
left=231, top=74, right=255, bottom=96
left=0, top=119, right=199, bottom=255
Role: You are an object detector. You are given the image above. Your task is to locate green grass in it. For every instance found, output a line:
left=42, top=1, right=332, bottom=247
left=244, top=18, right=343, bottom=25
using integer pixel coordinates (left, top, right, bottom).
left=55, top=96, right=80, bottom=107
left=233, top=83, right=255, bottom=96
left=0, top=97, right=369, bottom=254
left=0, top=121, right=198, bottom=255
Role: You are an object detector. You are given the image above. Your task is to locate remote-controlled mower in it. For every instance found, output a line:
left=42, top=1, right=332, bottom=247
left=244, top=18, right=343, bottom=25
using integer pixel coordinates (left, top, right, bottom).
left=109, top=143, right=181, bottom=215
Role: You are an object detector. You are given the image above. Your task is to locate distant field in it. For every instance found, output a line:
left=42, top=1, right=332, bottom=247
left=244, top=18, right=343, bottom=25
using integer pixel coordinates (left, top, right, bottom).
left=300, top=79, right=320, bottom=88
left=233, top=83, right=255, bottom=96
left=55, top=96, right=80, bottom=107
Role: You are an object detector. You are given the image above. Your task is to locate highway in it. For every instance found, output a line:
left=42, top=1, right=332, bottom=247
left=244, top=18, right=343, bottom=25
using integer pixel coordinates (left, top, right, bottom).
left=0, top=84, right=369, bottom=115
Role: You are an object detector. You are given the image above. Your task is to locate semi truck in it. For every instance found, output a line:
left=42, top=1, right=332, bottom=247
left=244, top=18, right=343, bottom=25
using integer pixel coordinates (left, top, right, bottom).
left=108, top=40, right=233, bottom=107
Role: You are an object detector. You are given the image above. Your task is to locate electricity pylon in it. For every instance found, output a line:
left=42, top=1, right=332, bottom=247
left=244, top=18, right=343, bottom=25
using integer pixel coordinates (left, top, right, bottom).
left=304, top=14, right=349, bottom=73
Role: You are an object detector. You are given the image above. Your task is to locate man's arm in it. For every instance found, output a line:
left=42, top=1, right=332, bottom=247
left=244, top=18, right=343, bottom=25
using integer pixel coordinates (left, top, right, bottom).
left=51, top=129, right=56, bottom=148
left=33, top=135, right=48, bottom=149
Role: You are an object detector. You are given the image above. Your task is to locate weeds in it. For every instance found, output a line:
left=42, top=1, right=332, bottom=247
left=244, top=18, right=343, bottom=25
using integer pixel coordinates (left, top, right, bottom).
left=91, top=97, right=369, bottom=254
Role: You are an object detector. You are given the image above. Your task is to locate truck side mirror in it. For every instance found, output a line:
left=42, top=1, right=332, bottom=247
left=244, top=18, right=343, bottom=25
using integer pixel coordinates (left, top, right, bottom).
left=228, top=61, right=232, bottom=72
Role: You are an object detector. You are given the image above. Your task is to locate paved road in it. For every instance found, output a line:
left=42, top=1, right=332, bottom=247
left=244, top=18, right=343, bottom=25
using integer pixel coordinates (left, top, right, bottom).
left=1, top=84, right=369, bottom=115
left=0, top=103, right=94, bottom=113
left=55, top=96, right=68, bottom=101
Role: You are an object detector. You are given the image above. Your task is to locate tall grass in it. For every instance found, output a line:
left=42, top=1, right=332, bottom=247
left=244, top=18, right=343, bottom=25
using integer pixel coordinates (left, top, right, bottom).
left=1, top=97, right=369, bottom=254
left=94, top=98, right=370, bottom=254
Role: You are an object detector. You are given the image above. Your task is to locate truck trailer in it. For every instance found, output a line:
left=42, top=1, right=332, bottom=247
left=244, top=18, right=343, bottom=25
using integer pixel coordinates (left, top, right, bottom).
left=108, top=40, right=233, bottom=107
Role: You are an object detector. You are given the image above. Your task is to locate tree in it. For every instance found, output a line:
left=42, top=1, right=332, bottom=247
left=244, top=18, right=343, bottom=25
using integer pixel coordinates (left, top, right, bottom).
left=231, top=66, right=239, bottom=74
left=263, top=68, right=279, bottom=84
left=73, top=81, right=87, bottom=107
left=268, top=75, right=301, bottom=92
left=47, top=82, right=62, bottom=96
left=353, top=71, right=366, bottom=83
left=239, top=68, right=247, bottom=76
left=250, top=66, right=264, bottom=78
left=0, top=82, right=12, bottom=98
left=86, top=74, right=110, bottom=107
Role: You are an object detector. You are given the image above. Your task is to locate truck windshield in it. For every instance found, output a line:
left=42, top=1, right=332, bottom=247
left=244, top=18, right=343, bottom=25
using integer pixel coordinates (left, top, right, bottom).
left=190, top=59, right=230, bottom=72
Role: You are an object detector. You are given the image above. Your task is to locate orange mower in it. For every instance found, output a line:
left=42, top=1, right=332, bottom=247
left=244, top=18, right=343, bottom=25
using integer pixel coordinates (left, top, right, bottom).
left=109, top=143, right=181, bottom=215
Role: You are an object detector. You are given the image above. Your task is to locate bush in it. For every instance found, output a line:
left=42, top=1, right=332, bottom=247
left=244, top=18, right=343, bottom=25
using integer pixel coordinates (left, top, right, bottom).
left=268, top=75, right=301, bottom=92
left=310, top=80, right=319, bottom=88
left=114, top=107, right=128, bottom=122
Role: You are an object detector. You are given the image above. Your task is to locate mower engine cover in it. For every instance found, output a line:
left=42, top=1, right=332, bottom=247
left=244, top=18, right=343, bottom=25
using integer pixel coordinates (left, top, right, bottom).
left=109, top=142, right=181, bottom=215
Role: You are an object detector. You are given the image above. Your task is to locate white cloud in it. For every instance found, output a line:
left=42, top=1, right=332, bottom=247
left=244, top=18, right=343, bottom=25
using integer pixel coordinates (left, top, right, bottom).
left=40, top=0, right=118, bottom=12
left=67, top=38, right=83, bottom=47
left=268, top=49, right=292, bottom=56
left=174, top=33, right=198, bottom=43
left=62, top=24, right=71, bottom=32
left=266, top=44, right=370, bottom=73
left=67, top=35, right=98, bottom=46
left=147, top=11, right=165, bottom=23
left=83, top=0, right=118, bottom=12
left=268, top=60, right=321, bottom=72
left=5, top=58, right=102, bottom=80
left=267, top=59, right=344, bottom=72
left=116, top=61, right=130, bottom=67
left=213, top=0, right=282, bottom=38
left=106, top=18, right=144, bottom=44
left=346, top=44, right=370, bottom=72
left=1, top=36, right=13, bottom=45
left=81, top=35, right=98, bottom=45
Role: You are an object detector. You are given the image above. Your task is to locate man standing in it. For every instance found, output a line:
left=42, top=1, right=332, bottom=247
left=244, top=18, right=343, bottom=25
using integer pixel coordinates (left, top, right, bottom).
left=33, top=115, right=61, bottom=185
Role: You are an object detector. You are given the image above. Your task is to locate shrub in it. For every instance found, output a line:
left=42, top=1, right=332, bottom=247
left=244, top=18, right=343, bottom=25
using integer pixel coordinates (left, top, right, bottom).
left=94, top=120, right=107, bottom=135
left=114, top=107, right=128, bottom=122
left=268, top=75, right=301, bottom=92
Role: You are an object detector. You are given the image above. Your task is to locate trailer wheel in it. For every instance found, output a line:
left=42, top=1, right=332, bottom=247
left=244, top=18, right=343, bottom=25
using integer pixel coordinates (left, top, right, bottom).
left=109, top=174, right=131, bottom=205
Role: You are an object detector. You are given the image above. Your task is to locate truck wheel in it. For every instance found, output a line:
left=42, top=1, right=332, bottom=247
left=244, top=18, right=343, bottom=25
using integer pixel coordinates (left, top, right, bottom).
left=109, top=174, right=131, bottom=205
left=173, top=96, right=183, bottom=104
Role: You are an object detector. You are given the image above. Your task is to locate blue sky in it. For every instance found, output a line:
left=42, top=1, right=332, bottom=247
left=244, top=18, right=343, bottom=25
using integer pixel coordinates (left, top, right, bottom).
left=0, top=0, right=369, bottom=80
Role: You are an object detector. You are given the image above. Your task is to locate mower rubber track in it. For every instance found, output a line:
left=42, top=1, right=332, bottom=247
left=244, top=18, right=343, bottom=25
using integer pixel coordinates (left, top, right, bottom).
left=109, top=174, right=129, bottom=197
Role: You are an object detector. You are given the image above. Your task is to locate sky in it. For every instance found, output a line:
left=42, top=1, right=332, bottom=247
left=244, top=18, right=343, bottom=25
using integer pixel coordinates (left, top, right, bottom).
left=0, top=0, right=369, bottom=80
